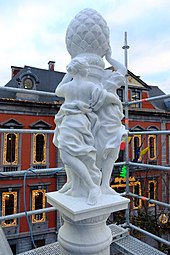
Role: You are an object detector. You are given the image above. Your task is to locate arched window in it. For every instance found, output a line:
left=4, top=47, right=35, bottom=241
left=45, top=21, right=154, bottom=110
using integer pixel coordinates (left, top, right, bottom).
left=148, top=135, right=156, bottom=160
left=33, top=133, right=46, bottom=165
left=30, top=120, right=51, bottom=169
left=2, top=191, right=17, bottom=226
left=6, top=134, right=16, bottom=162
left=3, top=133, right=19, bottom=165
left=132, top=135, right=142, bottom=162
left=133, top=181, right=142, bottom=209
left=148, top=180, right=157, bottom=206
left=1, top=118, right=23, bottom=171
left=32, top=189, right=46, bottom=223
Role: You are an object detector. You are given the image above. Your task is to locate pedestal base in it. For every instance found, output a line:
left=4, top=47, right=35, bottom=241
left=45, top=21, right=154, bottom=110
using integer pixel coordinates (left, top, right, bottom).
left=59, top=213, right=112, bottom=255
left=46, top=192, right=130, bottom=255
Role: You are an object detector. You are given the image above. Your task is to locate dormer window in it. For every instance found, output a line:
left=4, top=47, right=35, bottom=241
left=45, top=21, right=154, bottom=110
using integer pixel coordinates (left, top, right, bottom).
left=17, top=67, right=39, bottom=90
left=16, top=67, right=39, bottom=100
left=23, top=78, right=34, bottom=90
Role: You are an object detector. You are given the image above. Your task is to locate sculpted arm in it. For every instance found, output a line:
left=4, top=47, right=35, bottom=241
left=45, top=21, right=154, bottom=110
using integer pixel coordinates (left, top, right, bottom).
left=90, top=87, right=122, bottom=111
left=104, top=91, right=123, bottom=110
left=55, top=73, right=72, bottom=97
left=105, top=48, right=126, bottom=76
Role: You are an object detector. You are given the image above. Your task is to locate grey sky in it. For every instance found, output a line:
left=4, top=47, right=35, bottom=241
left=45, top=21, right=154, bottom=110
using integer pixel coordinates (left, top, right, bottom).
left=0, top=0, right=170, bottom=94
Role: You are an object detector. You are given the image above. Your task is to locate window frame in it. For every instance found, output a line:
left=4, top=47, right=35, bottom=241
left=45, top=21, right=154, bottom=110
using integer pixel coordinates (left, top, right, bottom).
left=132, top=135, right=142, bottom=161
left=32, top=189, right=46, bottom=223
left=148, top=180, right=157, bottom=207
left=130, top=89, right=141, bottom=108
left=148, top=134, right=157, bottom=160
left=3, top=133, right=19, bottom=165
left=2, top=191, right=17, bottom=227
left=133, top=181, right=142, bottom=209
left=33, top=133, right=47, bottom=165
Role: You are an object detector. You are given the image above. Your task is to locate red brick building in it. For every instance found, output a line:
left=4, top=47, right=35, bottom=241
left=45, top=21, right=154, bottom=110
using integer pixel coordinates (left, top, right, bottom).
left=0, top=63, right=169, bottom=254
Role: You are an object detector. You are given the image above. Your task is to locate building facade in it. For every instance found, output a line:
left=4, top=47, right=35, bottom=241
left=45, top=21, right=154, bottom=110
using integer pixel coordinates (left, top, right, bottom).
left=0, top=63, right=169, bottom=254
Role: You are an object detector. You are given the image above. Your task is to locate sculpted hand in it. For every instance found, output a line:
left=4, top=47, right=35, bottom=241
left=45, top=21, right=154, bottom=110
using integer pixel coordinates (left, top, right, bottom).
left=105, top=49, right=126, bottom=75
left=105, top=47, right=112, bottom=62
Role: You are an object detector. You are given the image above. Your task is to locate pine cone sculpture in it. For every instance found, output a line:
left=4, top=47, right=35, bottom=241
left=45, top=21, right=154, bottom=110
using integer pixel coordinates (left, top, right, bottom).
left=66, top=8, right=110, bottom=58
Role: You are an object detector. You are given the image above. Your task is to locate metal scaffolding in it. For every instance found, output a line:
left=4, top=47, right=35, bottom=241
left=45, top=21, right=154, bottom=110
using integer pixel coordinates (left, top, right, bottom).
left=121, top=32, right=170, bottom=251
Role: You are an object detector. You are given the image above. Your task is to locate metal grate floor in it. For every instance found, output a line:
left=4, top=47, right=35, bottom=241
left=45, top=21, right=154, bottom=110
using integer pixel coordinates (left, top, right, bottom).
left=111, top=235, right=165, bottom=255
left=109, top=224, right=128, bottom=241
left=18, top=225, right=165, bottom=255
left=18, top=242, right=60, bottom=255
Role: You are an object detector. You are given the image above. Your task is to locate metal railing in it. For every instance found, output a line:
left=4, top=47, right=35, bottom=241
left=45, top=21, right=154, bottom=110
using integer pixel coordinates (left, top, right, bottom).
left=122, top=32, right=170, bottom=250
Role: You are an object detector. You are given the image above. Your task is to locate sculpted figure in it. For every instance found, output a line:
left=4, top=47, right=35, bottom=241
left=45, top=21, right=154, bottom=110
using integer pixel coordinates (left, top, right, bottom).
left=94, top=49, right=127, bottom=195
left=54, top=56, right=110, bottom=205
left=53, top=55, right=125, bottom=204
left=53, top=57, right=102, bottom=205
left=53, top=8, right=126, bottom=205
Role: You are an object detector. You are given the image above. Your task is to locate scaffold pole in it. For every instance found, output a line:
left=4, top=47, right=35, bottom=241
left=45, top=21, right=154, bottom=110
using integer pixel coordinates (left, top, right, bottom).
left=122, top=31, right=130, bottom=226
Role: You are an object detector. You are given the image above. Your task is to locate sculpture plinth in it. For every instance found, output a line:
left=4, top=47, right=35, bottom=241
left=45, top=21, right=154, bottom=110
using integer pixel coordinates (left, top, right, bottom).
left=46, top=192, right=130, bottom=255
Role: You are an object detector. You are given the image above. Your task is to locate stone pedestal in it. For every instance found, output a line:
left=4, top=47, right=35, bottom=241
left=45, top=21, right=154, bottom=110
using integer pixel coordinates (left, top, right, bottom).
left=46, top=192, right=130, bottom=255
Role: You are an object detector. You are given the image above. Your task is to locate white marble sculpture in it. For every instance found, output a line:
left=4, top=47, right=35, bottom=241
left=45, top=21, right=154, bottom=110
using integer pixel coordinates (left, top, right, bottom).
left=53, top=8, right=126, bottom=205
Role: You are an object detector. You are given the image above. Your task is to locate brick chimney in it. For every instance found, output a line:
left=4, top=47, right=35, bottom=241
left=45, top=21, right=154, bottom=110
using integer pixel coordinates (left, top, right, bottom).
left=11, top=66, right=22, bottom=78
left=48, top=61, right=55, bottom=71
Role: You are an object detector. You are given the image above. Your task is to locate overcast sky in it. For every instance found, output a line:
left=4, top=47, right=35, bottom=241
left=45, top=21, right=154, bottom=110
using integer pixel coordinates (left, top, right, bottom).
left=0, top=0, right=170, bottom=94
